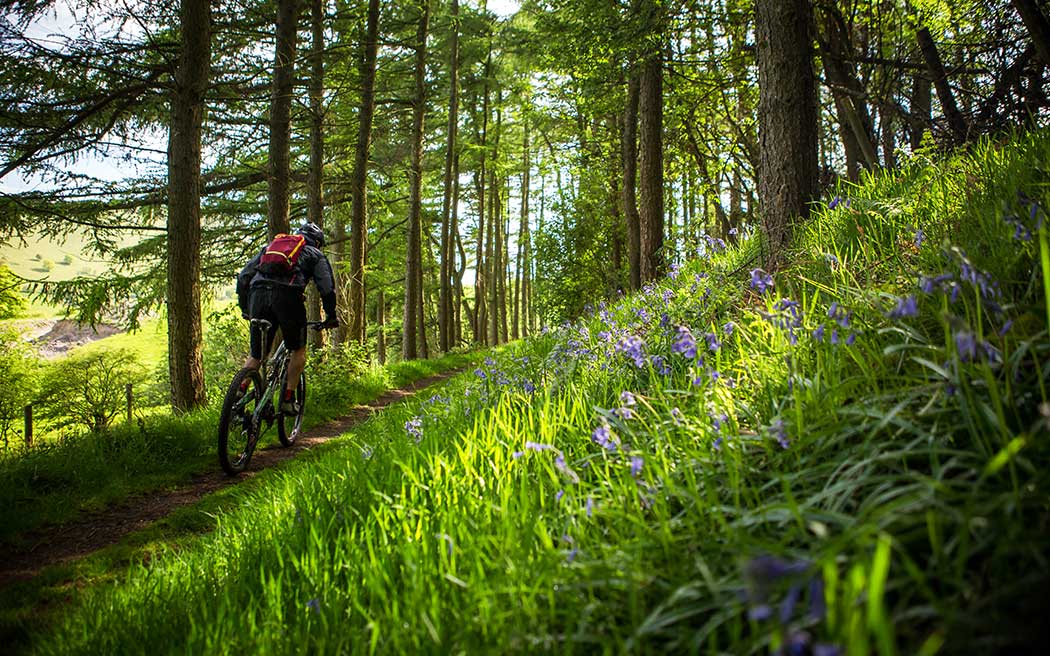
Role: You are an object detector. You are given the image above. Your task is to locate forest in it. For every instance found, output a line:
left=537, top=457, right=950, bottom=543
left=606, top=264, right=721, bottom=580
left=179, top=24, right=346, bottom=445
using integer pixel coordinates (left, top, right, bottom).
left=1, top=0, right=1049, bottom=653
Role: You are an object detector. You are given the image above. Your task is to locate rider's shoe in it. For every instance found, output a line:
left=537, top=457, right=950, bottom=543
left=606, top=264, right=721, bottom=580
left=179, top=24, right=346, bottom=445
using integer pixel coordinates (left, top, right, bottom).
left=280, top=397, right=299, bottom=415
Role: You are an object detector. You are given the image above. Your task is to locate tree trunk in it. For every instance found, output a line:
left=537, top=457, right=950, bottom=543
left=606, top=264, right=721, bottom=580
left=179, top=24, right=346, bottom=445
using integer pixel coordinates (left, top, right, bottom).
left=621, top=68, right=642, bottom=291
left=915, top=25, right=968, bottom=143
left=402, top=0, right=430, bottom=361
left=500, top=176, right=509, bottom=343
left=376, top=289, right=386, bottom=364
left=1012, top=0, right=1050, bottom=66
left=519, top=126, right=531, bottom=338
left=452, top=151, right=465, bottom=346
left=755, top=0, right=819, bottom=268
left=349, top=0, right=381, bottom=345
left=166, top=0, right=210, bottom=412
left=267, top=0, right=300, bottom=238
left=306, top=0, right=325, bottom=349
left=637, top=46, right=664, bottom=282
left=438, top=0, right=460, bottom=353
left=909, top=69, right=931, bottom=149
left=473, top=52, right=492, bottom=346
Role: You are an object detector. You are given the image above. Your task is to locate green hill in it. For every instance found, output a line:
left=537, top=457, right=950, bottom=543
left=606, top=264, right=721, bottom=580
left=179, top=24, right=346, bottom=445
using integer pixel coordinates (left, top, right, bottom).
left=24, top=132, right=1050, bottom=654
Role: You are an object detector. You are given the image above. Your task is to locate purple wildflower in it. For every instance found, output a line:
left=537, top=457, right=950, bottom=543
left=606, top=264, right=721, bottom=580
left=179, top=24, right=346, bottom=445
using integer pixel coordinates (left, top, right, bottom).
left=845, top=332, right=856, bottom=346
left=955, top=329, right=978, bottom=362
left=405, top=417, right=423, bottom=443
left=672, top=326, right=698, bottom=358
left=772, top=419, right=789, bottom=448
left=616, top=407, right=634, bottom=420
left=555, top=489, right=565, bottom=502
left=555, top=455, right=580, bottom=483
left=668, top=262, right=681, bottom=280
left=306, top=598, right=321, bottom=614
left=830, top=329, right=839, bottom=345
left=750, top=268, right=774, bottom=294
left=723, top=321, right=736, bottom=337
left=812, top=324, right=825, bottom=342
left=591, top=425, right=617, bottom=451
left=999, top=319, right=1014, bottom=337
left=620, top=391, right=636, bottom=406
left=652, top=355, right=671, bottom=375
left=585, top=497, right=595, bottom=517
left=888, top=295, right=919, bottom=319
left=914, top=228, right=924, bottom=248
left=474, top=368, right=487, bottom=380
left=630, top=456, right=644, bottom=477
left=616, top=335, right=647, bottom=368
left=705, top=332, right=722, bottom=352
left=671, top=407, right=684, bottom=426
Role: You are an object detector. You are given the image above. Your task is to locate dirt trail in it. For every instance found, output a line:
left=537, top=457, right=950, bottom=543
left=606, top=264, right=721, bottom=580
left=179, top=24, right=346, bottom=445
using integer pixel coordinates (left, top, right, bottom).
left=0, top=369, right=461, bottom=588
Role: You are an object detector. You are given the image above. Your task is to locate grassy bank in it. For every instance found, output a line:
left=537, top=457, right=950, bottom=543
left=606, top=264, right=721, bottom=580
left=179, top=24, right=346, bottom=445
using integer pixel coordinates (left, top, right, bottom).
left=20, top=131, right=1050, bottom=654
left=0, top=351, right=478, bottom=544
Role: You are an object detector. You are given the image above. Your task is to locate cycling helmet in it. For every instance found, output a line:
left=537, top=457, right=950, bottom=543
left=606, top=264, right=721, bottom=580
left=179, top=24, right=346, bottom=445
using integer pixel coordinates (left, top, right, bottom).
left=297, top=222, right=325, bottom=248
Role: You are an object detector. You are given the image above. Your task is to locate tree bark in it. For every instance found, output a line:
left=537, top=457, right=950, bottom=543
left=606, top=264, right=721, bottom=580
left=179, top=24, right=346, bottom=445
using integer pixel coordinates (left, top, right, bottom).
left=755, top=0, right=819, bottom=268
left=349, top=0, right=381, bottom=345
left=438, top=0, right=459, bottom=353
left=402, top=0, right=430, bottom=360
left=637, top=46, right=664, bottom=282
left=909, top=69, right=931, bottom=149
left=166, top=0, right=211, bottom=412
left=306, top=0, right=325, bottom=349
left=519, top=124, right=531, bottom=338
left=267, top=0, right=301, bottom=238
left=1012, top=0, right=1050, bottom=66
left=621, top=68, right=642, bottom=291
left=915, top=25, right=968, bottom=143
left=376, top=289, right=386, bottom=364
left=452, top=151, right=465, bottom=346
left=473, top=51, right=492, bottom=345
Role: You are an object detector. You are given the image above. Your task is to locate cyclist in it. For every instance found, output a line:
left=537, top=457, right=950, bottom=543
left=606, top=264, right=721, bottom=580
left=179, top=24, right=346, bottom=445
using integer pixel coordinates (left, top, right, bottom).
left=236, top=222, right=338, bottom=413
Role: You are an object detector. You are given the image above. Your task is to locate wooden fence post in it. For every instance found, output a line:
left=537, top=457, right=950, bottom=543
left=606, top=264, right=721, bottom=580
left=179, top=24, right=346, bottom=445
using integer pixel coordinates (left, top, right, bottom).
left=126, top=383, right=133, bottom=424
left=24, top=404, right=32, bottom=448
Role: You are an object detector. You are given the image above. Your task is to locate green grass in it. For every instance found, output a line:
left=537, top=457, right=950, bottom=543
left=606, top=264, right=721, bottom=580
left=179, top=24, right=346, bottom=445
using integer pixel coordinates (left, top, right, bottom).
left=12, top=130, right=1050, bottom=654
left=0, top=351, right=479, bottom=545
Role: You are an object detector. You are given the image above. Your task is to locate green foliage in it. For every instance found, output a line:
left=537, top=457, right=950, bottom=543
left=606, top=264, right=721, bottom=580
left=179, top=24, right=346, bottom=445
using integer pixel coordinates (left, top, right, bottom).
left=0, top=264, right=27, bottom=319
left=21, top=131, right=1050, bottom=654
left=0, top=329, right=37, bottom=448
left=201, top=305, right=250, bottom=403
left=36, top=348, right=146, bottom=433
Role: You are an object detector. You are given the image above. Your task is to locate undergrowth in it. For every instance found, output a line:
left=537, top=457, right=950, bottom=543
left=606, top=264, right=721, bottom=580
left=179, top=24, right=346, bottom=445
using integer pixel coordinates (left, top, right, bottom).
left=22, top=131, right=1050, bottom=654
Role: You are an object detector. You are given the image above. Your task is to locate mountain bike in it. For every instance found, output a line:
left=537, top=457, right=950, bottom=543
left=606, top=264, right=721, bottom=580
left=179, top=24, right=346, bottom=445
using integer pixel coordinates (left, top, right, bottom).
left=217, top=318, right=327, bottom=475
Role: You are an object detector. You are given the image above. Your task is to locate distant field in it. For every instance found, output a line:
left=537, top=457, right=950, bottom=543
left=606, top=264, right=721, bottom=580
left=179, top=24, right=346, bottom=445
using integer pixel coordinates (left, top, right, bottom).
left=0, top=231, right=123, bottom=282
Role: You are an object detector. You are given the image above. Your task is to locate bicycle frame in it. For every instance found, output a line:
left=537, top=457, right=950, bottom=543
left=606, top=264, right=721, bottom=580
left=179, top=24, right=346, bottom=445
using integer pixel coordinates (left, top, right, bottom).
left=245, top=319, right=290, bottom=433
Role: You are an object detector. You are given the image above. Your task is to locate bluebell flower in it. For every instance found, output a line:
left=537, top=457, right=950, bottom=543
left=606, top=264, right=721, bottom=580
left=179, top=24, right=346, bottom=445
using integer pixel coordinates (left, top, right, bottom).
left=668, top=263, right=681, bottom=280
left=845, top=332, right=856, bottom=346
left=591, top=425, right=617, bottom=451
left=671, top=407, right=684, bottom=426
left=585, top=497, right=595, bottom=517
left=652, top=355, right=671, bottom=375
left=705, top=332, right=721, bottom=352
left=616, top=407, right=634, bottom=420
left=772, top=419, right=789, bottom=449
left=672, top=326, right=698, bottom=358
left=306, top=598, right=321, bottom=614
left=955, top=329, right=977, bottom=362
left=555, top=489, right=565, bottom=502
left=830, top=329, right=839, bottom=345
left=999, top=319, right=1014, bottom=337
left=474, top=368, right=487, bottom=379
left=630, top=456, right=644, bottom=477
left=620, top=391, right=636, bottom=406
left=812, top=324, right=825, bottom=342
left=888, top=295, right=919, bottom=319
left=750, top=268, right=774, bottom=294
left=914, top=228, right=924, bottom=248
left=555, top=455, right=580, bottom=483
left=405, top=417, right=423, bottom=443
left=616, top=335, right=647, bottom=368
left=723, top=321, right=736, bottom=337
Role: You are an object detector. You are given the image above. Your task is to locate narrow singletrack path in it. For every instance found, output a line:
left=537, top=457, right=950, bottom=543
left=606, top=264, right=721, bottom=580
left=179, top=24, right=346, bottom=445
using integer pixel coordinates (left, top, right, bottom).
left=0, top=369, right=462, bottom=588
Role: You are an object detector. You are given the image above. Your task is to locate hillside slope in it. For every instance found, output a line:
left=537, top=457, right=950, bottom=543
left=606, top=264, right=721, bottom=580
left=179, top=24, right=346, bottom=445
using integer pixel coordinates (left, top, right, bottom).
left=30, top=132, right=1050, bottom=654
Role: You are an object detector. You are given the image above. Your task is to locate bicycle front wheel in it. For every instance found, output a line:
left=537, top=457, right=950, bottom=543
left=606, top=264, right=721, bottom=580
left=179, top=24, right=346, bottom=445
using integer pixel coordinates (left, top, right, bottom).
left=277, top=372, right=306, bottom=446
left=218, top=367, right=263, bottom=475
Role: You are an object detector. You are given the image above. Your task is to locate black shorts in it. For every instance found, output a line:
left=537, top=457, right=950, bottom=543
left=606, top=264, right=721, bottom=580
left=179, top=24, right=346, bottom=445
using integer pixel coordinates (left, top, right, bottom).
left=248, top=284, right=307, bottom=359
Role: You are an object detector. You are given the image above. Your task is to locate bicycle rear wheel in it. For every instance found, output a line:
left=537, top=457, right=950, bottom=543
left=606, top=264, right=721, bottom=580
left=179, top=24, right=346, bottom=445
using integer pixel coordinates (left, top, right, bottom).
left=277, top=372, right=306, bottom=446
left=218, top=367, right=263, bottom=475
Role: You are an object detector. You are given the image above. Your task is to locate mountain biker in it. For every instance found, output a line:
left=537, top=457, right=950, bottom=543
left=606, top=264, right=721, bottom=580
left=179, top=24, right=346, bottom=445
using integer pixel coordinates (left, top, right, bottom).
left=236, top=222, right=338, bottom=413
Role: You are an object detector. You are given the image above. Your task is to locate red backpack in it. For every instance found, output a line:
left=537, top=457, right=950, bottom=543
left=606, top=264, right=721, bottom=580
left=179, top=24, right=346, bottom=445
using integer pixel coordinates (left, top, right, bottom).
left=257, top=233, right=306, bottom=275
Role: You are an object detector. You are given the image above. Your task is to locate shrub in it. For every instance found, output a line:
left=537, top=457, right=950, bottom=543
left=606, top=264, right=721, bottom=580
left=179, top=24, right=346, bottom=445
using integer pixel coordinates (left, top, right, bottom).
left=37, top=348, right=146, bottom=432
left=0, top=264, right=27, bottom=319
left=0, top=329, right=38, bottom=448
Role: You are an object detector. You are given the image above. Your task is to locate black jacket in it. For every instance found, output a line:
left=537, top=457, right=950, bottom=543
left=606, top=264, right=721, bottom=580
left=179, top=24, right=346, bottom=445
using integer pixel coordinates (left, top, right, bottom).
left=236, top=244, right=337, bottom=318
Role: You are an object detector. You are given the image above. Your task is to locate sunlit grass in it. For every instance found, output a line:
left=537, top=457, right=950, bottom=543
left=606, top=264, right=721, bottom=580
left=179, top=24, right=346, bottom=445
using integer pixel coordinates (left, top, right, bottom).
left=22, top=131, right=1050, bottom=654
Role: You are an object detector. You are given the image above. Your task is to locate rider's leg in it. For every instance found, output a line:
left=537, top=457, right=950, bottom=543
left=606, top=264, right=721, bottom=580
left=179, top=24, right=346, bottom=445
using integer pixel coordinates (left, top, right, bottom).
left=285, top=347, right=307, bottom=393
